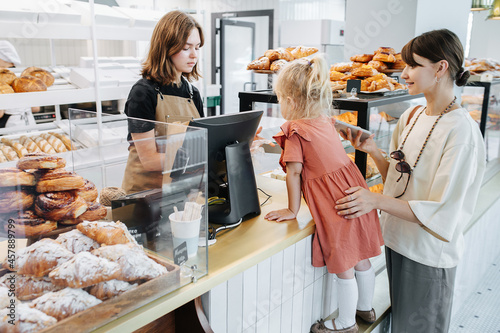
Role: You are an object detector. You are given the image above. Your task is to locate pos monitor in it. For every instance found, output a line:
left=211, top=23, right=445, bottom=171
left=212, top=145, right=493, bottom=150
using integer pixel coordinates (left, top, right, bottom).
left=188, top=110, right=263, bottom=226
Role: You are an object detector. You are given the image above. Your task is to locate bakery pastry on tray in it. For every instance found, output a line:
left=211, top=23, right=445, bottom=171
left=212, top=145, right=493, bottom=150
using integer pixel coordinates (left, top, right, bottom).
left=61, top=201, right=106, bottom=225
left=30, top=287, right=101, bottom=321
left=0, top=167, right=36, bottom=188
left=0, top=303, right=57, bottom=333
left=2, top=238, right=74, bottom=276
left=87, top=279, right=138, bottom=301
left=77, top=220, right=137, bottom=245
left=290, top=46, right=318, bottom=59
left=3, top=210, right=57, bottom=238
left=373, top=52, right=396, bottom=63
left=35, top=191, right=88, bottom=221
left=352, top=64, right=379, bottom=77
left=92, top=243, right=167, bottom=281
left=56, top=229, right=100, bottom=254
left=270, top=59, right=288, bottom=72
left=0, top=273, right=63, bottom=301
left=36, top=169, right=86, bottom=193
left=350, top=54, right=374, bottom=62
left=0, top=285, right=15, bottom=309
left=0, top=189, right=34, bottom=214
left=16, top=152, right=65, bottom=170
left=246, top=56, right=270, bottom=70
left=49, top=251, right=121, bottom=288
left=74, top=179, right=99, bottom=203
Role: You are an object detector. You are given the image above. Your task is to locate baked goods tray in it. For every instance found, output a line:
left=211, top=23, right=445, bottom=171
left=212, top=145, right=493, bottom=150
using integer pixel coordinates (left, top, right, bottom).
left=1, top=251, right=180, bottom=332
left=358, top=89, right=408, bottom=96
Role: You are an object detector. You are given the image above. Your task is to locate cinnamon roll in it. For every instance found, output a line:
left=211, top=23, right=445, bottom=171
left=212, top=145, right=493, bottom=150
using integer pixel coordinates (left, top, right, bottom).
left=60, top=201, right=106, bottom=225
left=75, top=179, right=98, bottom=203
left=35, top=191, right=88, bottom=221
left=36, top=168, right=85, bottom=193
left=0, top=167, right=36, bottom=187
left=16, top=152, right=66, bottom=170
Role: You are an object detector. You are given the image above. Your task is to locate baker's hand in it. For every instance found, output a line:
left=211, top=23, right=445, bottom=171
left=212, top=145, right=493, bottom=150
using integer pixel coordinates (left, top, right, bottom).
left=265, top=208, right=296, bottom=222
left=0, top=110, right=4, bottom=118
left=335, top=186, right=378, bottom=219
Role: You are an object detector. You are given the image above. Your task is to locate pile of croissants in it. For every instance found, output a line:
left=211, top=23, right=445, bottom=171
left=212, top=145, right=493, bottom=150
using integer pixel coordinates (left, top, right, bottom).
left=247, top=45, right=319, bottom=72
left=0, top=66, right=55, bottom=94
left=0, top=152, right=106, bottom=238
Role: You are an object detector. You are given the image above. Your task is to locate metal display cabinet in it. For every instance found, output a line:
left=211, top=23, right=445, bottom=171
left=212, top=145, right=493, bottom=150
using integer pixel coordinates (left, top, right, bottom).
left=239, top=89, right=425, bottom=180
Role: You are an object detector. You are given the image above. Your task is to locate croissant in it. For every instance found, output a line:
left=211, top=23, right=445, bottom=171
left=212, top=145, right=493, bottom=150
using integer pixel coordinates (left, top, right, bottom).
left=0, top=285, right=15, bottom=309
left=0, top=303, right=57, bottom=332
left=77, top=221, right=137, bottom=245
left=2, top=238, right=74, bottom=276
left=290, top=46, right=318, bottom=59
left=29, top=287, right=101, bottom=321
left=87, top=279, right=138, bottom=301
left=270, top=59, right=288, bottom=72
left=0, top=273, right=63, bottom=301
left=331, top=62, right=354, bottom=73
left=36, top=168, right=86, bottom=193
left=247, top=56, right=271, bottom=70
left=56, top=229, right=100, bottom=254
left=0, top=167, right=36, bottom=187
left=0, top=189, right=34, bottom=214
left=35, top=191, right=88, bottom=221
left=49, top=251, right=121, bottom=288
left=17, top=152, right=65, bottom=170
left=92, top=243, right=167, bottom=281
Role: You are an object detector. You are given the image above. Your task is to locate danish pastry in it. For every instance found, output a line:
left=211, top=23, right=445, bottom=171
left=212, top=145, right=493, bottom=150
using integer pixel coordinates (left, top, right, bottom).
left=88, top=279, right=138, bottom=301
left=0, top=167, right=36, bottom=187
left=367, top=60, right=388, bottom=71
left=352, top=65, right=379, bottom=77
left=92, top=243, right=167, bottom=281
left=270, top=59, right=288, bottom=72
left=373, top=52, right=396, bottom=63
left=49, top=251, right=121, bottom=288
left=331, top=62, right=353, bottom=73
left=350, top=54, right=374, bottom=63
left=74, top=179, right=98, bottom=203
left=391, top=59, right=406, bottom=70
left=36, top=169, right=86, bottom=193
left=61, top=201, right=106, bottom=225
left=77, top=220, right=137, bottom=245
left=2, top=238, right=74, bottom=276
left=330, top=81, right=347, bottom=91
left=330, top=70, right=344, bottom=81
left=0, top=303, right=57, bottom=332
left=29, top=287, right=101, bottom=321
left=21, top=66, right=55, bottom=87
left=35, top=191, right=88, bottom=221
left=56, top=229, right=100, bottom=254
left=246, top=56, right=271, bottom=70
left=0, top=273, right=63, bottom=301
left=290, top=46, right=318, bottom=59
left=4, top=210, right=57, bottom=238
left=17, top=152, right=65, bottom=170
left=375, top=47, right=396, bottom=55
left=0, top=189, right=34, bottom=214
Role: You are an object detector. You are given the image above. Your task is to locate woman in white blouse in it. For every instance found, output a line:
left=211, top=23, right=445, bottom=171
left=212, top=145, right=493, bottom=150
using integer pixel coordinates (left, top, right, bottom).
left=335, top=29, right=485, bottom=333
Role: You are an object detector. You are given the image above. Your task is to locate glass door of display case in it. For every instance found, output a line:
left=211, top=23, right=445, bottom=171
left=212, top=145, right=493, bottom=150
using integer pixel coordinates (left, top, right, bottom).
left=212, top=10, right=273, bottom=115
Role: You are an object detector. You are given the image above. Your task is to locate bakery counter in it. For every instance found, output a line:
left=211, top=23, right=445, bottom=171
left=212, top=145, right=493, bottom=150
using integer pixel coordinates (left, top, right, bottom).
left=91, top=175, right=315, bottom=332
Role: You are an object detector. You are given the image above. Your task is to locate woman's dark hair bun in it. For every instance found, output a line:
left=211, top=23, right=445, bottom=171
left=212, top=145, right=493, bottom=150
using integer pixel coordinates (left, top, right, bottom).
left=455, top=68, right=470, bottom=87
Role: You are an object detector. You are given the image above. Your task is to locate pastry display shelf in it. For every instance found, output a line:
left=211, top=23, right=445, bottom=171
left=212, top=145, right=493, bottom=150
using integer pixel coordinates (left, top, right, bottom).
left=0, top=85, right=132, bottom=109
left=239, top=89, right=425, bottom=178
left=0, top=21, right=153, bottom=41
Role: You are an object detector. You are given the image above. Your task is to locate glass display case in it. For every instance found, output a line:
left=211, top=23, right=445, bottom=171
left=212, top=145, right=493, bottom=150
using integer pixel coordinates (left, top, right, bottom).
left=239, top=90, right=425, bottom=186
left=462, top=80, right=500, bottom=181
left=0, top=109, right=208, bottom=332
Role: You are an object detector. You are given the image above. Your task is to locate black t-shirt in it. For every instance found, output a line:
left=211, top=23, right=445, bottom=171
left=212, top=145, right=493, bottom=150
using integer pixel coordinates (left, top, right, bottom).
left=124, top=78, right=204, bottom=141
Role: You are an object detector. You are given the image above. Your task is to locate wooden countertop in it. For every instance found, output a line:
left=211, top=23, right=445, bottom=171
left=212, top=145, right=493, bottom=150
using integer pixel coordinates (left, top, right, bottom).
left=93, top=175, right=315, bottom=332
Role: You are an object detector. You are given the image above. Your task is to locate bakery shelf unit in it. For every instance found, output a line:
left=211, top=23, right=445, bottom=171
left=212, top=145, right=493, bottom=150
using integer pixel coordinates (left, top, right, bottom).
left=239, top=89, right=425, bottom=180
left=462, top=79, right=500, bottom=181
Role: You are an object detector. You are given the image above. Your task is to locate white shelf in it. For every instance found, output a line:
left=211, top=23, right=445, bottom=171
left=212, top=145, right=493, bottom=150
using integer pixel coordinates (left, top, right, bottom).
left=0, top=22, right=152, bottom=40
left=0, top=85, right=132, bottom=109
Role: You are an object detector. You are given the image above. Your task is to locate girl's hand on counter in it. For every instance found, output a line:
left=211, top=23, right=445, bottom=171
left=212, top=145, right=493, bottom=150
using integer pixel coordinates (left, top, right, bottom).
left=265, top=208, right=296, bottom=222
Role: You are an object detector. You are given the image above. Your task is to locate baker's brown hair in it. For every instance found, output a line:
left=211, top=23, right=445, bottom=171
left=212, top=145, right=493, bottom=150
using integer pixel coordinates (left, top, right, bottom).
left=142, top=10, right=204, bottom=85
left=401, top=29, right=470, bottom=86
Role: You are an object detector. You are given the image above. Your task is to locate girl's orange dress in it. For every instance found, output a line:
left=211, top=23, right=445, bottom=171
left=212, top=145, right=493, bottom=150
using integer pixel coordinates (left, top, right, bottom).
left=274, top=116, right=384, bottom=273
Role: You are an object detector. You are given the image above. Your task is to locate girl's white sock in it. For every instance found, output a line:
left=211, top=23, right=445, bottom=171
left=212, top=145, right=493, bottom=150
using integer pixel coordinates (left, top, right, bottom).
left=324, top=277, right=357, bottom=329
left=355, top=266, right=375, bottom=311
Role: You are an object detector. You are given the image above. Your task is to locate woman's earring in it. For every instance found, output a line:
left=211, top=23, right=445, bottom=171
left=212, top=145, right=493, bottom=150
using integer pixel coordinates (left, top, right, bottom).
left=435, top=76, right=440, bottom=83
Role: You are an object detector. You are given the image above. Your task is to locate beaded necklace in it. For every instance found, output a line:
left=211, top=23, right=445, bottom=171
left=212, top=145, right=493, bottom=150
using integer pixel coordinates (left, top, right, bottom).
left=398, top=96, right=457, bottom=169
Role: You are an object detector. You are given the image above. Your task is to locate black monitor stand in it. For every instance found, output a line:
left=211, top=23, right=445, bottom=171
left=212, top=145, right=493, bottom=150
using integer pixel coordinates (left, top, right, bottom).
left=208, top=141, right=260, bottom=225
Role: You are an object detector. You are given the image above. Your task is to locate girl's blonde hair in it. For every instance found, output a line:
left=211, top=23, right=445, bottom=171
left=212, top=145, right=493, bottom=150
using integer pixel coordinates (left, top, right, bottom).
left=274, top=55, right=332, bottom=120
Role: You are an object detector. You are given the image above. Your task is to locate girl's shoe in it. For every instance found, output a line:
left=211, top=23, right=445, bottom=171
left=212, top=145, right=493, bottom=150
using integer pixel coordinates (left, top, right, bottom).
left=310, top=319, right=359, bottom=333
left=356, top=309, right=376, bottom=324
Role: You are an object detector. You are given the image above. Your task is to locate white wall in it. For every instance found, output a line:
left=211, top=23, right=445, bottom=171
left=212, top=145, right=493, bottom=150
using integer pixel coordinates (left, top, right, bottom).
left=468, top=10, right=500, bottom=59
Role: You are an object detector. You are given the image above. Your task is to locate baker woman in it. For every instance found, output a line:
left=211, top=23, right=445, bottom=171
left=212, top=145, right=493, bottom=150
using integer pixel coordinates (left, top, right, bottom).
left=122, top=11, right=204, bottom=194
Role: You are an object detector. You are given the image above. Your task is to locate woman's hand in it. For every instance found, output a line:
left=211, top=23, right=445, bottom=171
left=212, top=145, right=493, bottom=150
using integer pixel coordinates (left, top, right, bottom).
left=265, top=208, right=296, bottom=222
left=340, top=128, right=377, bottom=155
left=335, top=186, right=379, bottom=219
left=251, top=126, right=276, bottom=153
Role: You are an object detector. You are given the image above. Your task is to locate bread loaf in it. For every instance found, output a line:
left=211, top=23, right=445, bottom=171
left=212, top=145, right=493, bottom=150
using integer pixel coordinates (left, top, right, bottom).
left=49, top=132, right=74, bottom=151
left=0, top=68, right=16, bottom=85
left=0, top=83, right=14, bottom=94
left=41, top=133, right=67, bottom=153
left=0, top=144, right=19, bottom=161
left=1, top=137, right=28, bottom=157
left=20, top=135, right=42, bottom=153
left=21, top=66, right=55, bottom=87
left=33, top=136, right=56, bottom=153
left=12, top=75, right=47, bottom=93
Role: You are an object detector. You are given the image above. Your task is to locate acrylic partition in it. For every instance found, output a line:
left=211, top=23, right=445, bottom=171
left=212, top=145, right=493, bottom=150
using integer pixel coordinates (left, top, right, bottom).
left=0, top=108, right=208, bottom=332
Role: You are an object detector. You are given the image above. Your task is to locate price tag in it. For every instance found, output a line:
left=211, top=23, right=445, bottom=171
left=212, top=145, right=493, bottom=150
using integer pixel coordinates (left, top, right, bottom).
left=173, top=242, right=188, bottom=266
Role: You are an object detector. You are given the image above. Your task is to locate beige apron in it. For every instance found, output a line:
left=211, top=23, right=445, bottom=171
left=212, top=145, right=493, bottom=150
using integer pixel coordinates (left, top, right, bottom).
left=122, top=81, right=200, bottom=194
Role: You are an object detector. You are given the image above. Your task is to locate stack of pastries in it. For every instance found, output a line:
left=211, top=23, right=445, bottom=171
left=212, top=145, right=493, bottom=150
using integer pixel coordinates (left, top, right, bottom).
left=0, top=132, right=74, bottom=163
left=0, top=152, right=106, bottom=238
left=465, top=57, right=500, bottom=77
left=0, top=221, right=169, bottom=332
left=0, top=66, right=55, bottom=94
left=247, top=45, right=319, bottom=72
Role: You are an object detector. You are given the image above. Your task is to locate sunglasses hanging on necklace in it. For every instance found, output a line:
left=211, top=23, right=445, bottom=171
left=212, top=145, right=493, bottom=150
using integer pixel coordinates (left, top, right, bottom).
left=390, top=97, right=457, bottom=198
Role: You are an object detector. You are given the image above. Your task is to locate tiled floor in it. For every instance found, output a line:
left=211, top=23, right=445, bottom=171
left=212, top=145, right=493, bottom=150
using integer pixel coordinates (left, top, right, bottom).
left=449, top=252, right=500, bottom=333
